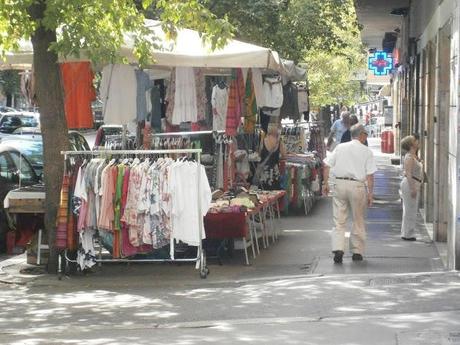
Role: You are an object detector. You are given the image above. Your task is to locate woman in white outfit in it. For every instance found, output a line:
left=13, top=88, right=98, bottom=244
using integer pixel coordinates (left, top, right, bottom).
left=400, top=135, right=423, bottom=241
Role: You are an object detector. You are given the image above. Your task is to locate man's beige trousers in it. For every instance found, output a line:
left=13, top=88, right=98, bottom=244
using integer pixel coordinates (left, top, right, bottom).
left=332, top=179, right=368, bottom=255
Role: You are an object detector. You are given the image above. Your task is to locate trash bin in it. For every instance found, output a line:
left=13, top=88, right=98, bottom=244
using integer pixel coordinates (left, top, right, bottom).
left=381, top=129, right=394, bottom=153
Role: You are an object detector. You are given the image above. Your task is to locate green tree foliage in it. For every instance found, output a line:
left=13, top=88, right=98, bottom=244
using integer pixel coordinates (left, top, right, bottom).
left=0, top=0, right=232, bottom=270
left=204, top=0, right=367, bottom=107
left=205, top=0, right=361, bottom=62
left=0, top=70, right=20, bottom=103
left=305, top=10, right=367, bottom=108
left=306, top=49, right=366, bottom=108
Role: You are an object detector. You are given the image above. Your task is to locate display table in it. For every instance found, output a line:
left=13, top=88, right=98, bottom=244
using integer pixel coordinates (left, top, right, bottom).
left=3, top=184, right=46, bottom=214
left=3, top=184, right=46, bottom=263
left=204, top=190, right=285, bottom=265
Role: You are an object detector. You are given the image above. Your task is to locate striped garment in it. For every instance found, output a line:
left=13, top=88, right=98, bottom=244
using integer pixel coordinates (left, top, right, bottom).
left=225, top=68, right=245, bottom=136
left=55, top=173, right=70, bottom=249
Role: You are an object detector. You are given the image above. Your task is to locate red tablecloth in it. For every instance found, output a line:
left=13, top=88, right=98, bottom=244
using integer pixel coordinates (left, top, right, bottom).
left=204, top=212, right=248, bottom=239
left=204, top=191, right=286, bottom=239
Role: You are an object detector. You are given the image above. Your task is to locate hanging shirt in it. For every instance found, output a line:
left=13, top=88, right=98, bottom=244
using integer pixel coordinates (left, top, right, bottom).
left=194, top=68, right=207, bottom=122
left=251, top=68, right=265, bottom=108
left=171, top=67, right=197, bottom=125
left=298, top=84, right=309, bottom=113
left=60, top=62, right=96, bottom=129
left=170, top=162, right=212, bottom=246
left=280, top=82, right=300, bottom=120
left=136, top=70, right=155, bottom=122
left=100, top=64, right=137, bottom=125
left=98, top=164, right=117, bottom=231
left=263, top=76, right=283, bottom=109
left=211, top=84, right=229, bottom=131
left=150, top=85, right=162, bottom=132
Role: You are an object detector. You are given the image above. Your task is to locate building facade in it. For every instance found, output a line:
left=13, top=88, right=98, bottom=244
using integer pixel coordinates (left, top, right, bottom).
left=356, top=0, right=460, bottom=269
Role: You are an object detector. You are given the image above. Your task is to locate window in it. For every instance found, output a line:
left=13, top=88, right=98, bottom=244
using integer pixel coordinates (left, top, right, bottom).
left=69, top=133, right=90, bottom=151
left=9, top=151, right=36, bottom=183
left=20, top=116, right=39, bottom=127
left=1, top=115, right=22, bottom=127
left=0, top=154, right=10, bottom=180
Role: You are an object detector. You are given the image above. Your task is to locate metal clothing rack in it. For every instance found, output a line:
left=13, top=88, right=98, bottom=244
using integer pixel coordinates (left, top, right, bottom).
left=57, top=148, right=209, bottom=279
left=152, top=130, right=225, bottom=137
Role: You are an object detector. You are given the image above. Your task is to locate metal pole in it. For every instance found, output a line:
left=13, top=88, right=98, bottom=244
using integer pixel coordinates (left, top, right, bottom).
left=61, top=149, right=203, bottom=156
left=37, top=229, right=42, bottom=265
left=122, top=124, right=127, bottom=150
left=196, top=151, right=203, bottom=272
left=151, top=130, right=225, bottom=137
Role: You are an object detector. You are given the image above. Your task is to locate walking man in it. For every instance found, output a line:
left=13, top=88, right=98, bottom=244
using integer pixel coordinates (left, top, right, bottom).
left=323, top=124, right=377, bottom=263
left=327, top=111, right=351, bottom=151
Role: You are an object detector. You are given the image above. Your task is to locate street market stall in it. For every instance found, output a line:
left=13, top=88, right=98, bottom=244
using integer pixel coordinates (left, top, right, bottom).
left=2, top=19, right=315, bottom=273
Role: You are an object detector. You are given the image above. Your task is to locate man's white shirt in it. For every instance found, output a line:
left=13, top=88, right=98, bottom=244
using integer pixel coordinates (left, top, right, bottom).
left=324, top=140, right=377, bottom=181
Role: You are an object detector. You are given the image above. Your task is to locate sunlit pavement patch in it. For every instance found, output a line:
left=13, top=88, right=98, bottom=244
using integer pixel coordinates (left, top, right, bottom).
left=397, top=330, right=460, bottom=345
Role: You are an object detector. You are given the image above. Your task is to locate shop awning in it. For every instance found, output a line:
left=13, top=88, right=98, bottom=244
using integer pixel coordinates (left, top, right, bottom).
left=279, top=59, right=307, bottom=81
left=1, top=20, right=282, bottom=71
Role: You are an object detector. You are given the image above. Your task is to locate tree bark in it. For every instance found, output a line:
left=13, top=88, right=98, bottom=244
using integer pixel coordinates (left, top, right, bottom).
left=29, top=1, right=69, bottom=273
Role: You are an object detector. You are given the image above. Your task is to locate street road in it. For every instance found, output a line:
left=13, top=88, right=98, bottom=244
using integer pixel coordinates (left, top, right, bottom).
left=1, top=272, right=460, bottom=344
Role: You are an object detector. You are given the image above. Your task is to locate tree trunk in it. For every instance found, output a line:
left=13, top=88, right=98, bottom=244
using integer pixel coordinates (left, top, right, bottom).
left=30, top=1, right=69, bottom=273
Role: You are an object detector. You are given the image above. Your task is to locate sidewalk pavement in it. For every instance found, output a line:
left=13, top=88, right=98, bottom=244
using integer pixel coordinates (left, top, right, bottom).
left=0, top=138, right=446, bottom=288
left=1, top=138, right=459, bottom=344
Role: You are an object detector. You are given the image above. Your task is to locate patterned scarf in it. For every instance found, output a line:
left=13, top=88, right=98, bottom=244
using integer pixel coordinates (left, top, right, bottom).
left=244, top=69, right=258, bottom=133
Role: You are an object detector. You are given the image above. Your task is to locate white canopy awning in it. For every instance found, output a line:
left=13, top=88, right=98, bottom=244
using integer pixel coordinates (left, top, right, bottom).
left=2, top=20, right=281, bottom=71
left=142, top=20, right=281, bottom=70
left=1, top=20, right=307, bottom=81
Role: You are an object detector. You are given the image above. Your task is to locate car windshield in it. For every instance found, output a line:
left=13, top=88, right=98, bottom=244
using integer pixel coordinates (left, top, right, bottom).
left=19, top=116, right=39, bottom=127
left=4, top=139, right=43, bottom=168
left=1, top=115, right=38, bottom=128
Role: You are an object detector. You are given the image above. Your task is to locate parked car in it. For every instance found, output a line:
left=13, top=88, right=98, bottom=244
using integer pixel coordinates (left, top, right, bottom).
left=0, top=131, right=90, bottom=253
left=0, top=131, right=90, bottom=177
left=0, top=113, right=39, bottom=134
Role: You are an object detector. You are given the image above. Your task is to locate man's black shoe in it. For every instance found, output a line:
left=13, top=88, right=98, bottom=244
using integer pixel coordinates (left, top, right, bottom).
left=352, top=253, right=363, bottom=261
left=333, top=250, right=344, bottom=264
left=401, top=237, right=416, bottom=241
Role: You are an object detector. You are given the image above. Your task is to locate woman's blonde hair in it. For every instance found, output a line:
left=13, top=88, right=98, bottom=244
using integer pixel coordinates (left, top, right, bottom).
left=401, top=135, right=416, bottom=152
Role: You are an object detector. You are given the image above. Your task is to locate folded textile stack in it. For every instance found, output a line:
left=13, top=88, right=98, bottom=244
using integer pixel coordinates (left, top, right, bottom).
left=285, top=153, right=317, bottom=166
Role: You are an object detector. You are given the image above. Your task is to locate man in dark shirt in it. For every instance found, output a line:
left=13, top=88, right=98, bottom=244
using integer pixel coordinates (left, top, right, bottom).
left=341, top=115, right=368, bottom=146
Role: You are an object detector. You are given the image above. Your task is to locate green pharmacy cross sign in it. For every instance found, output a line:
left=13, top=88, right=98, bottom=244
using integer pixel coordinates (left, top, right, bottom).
left=368, top=51, right=393, bottom=76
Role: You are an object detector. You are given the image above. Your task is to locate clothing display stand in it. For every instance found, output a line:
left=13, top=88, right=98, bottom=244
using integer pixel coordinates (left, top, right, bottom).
left=281, top=121, right=324, bottom=215
left=152, top=130, right=225, bottom=137
left=57, top=148, right=209, bottom=280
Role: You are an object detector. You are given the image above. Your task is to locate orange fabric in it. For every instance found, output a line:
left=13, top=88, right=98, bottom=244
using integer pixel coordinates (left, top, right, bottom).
left=60, top=62, right=96, bottom=129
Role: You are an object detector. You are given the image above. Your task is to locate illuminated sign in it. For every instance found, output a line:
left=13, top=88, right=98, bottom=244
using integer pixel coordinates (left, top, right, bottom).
left=368, top=51, right=393, bottom=76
